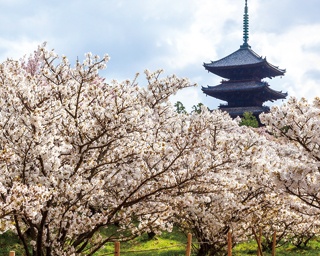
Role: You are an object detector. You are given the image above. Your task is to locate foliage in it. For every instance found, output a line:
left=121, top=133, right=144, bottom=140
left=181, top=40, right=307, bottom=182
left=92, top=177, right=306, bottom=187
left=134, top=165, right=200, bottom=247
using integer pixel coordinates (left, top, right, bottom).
left=174, top=101, right=208, bottom=114
left=191, top=103, right=206, bottom=114
left=239, top=111, right=259, bottom=128
left=0, top=232, right=25, bottom=255
left=174, top=101, right=187, bottom=114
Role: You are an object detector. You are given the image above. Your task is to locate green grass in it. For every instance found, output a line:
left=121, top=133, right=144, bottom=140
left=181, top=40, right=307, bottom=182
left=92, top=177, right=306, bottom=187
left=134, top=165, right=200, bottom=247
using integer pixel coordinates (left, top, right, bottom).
left=3, top=229, right=320, bottom=255
left=95, top=230, right=188, bottom=256
left=0, top=232, right=25, bottom=255
left=233, top=239, right=320, bottom=256
left=96, top=231, right=320, bottom=256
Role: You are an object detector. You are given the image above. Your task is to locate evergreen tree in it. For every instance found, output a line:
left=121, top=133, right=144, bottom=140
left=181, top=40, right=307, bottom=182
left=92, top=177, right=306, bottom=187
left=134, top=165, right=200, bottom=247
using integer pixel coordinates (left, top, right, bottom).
left=239, top=112, right=259, bottom=128
left=174, top=101, right=187, bottom=114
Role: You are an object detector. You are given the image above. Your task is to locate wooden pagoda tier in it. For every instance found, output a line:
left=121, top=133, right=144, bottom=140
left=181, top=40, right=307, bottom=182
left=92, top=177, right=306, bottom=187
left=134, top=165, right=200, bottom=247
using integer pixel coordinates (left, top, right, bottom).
left=203, top=45, right=285, bottom=80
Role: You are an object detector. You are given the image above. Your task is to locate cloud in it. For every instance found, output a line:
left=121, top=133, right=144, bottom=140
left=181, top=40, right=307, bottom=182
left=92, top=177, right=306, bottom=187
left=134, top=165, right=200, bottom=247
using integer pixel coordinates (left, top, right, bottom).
left=1, top=0, right=320, bottom=110
left=252, top=23, right=320, bottom=100
left=304, top=69, right=320, bottom=81
left=0, top=38, right=41, bottom=60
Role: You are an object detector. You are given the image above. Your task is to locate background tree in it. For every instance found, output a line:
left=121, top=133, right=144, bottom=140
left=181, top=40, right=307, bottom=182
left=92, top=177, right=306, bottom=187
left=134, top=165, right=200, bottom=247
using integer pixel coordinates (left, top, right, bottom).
left=191, top=102, right=206, bottom=114
left=174, top=101, right=187, bottom=114
left=239, top=111, right=259, bottom=128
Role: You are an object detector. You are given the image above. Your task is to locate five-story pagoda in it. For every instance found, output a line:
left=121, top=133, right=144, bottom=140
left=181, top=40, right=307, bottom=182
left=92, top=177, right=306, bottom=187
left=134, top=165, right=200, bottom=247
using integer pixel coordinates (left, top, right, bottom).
left=202, top=0, right=287, bottom=119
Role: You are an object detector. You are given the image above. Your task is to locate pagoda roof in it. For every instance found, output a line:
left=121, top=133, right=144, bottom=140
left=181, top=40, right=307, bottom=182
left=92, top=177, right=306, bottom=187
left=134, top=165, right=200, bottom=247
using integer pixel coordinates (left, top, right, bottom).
left=203, top=46, right=285, bottom=79
left=202, top=80, right=287, bottom=102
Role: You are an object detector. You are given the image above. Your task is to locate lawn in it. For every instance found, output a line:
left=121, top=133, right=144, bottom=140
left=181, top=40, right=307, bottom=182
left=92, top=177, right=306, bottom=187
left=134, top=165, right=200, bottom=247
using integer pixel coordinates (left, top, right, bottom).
left=94, top=230, right=187, bottom=256
left=3, top=229, right=320, bottom=255
left=233, top=239, right=320, bottom=256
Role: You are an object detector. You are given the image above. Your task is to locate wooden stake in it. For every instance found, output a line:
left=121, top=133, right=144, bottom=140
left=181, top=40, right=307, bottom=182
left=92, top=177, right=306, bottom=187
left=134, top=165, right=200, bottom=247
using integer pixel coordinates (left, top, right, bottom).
left=228, top=231, right=232, bottom=256
left=186, top=233, right=192, bottom=256
left=9, top=252, right=15, bottom=256
left=114, top=241, right=120, bottom=256
left=272, top=231, right=276, bottom=256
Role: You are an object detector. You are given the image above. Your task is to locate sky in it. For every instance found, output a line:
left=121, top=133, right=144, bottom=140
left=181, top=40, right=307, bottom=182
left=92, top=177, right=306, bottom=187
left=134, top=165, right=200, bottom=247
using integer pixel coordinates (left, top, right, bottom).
left=1, top=0, right=320, bottom=111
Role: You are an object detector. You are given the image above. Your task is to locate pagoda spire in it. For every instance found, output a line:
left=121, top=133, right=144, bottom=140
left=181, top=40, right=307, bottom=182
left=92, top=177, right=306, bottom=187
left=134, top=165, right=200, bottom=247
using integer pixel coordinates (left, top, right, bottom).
left=241, top=0, right=250, bottom=48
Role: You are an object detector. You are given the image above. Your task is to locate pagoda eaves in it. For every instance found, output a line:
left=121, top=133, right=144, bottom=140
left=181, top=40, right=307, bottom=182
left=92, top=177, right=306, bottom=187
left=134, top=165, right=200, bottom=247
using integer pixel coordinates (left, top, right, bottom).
left=203, top=47, right=285, bottom=80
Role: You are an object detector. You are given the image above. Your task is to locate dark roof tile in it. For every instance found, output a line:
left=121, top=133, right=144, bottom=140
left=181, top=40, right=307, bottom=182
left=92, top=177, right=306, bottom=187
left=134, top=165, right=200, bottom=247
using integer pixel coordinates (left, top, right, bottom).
left=204, top=47, right=263, bottom=67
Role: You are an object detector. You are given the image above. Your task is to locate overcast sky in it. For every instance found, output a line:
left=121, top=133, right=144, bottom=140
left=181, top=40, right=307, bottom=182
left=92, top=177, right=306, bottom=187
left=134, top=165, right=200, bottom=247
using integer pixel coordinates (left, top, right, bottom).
left=1, top=0, right=320, bottom=111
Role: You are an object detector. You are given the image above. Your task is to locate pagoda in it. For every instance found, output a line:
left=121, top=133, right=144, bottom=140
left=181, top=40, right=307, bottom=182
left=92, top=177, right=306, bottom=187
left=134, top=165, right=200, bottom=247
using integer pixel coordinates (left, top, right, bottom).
left=202, top=0, right=287, bottom=119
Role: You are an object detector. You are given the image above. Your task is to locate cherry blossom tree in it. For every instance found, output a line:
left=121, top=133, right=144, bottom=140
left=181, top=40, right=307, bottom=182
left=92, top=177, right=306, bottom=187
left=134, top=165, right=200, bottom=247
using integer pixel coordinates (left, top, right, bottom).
left=259, top=98, right=320, bottom=250
left=174, top=120, right=320, bottom=255
left=0, top=44, right=215, bottom=255
left=172, top=124, right=285, bottom=255
left=260, top=97, right=320, bottom=213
